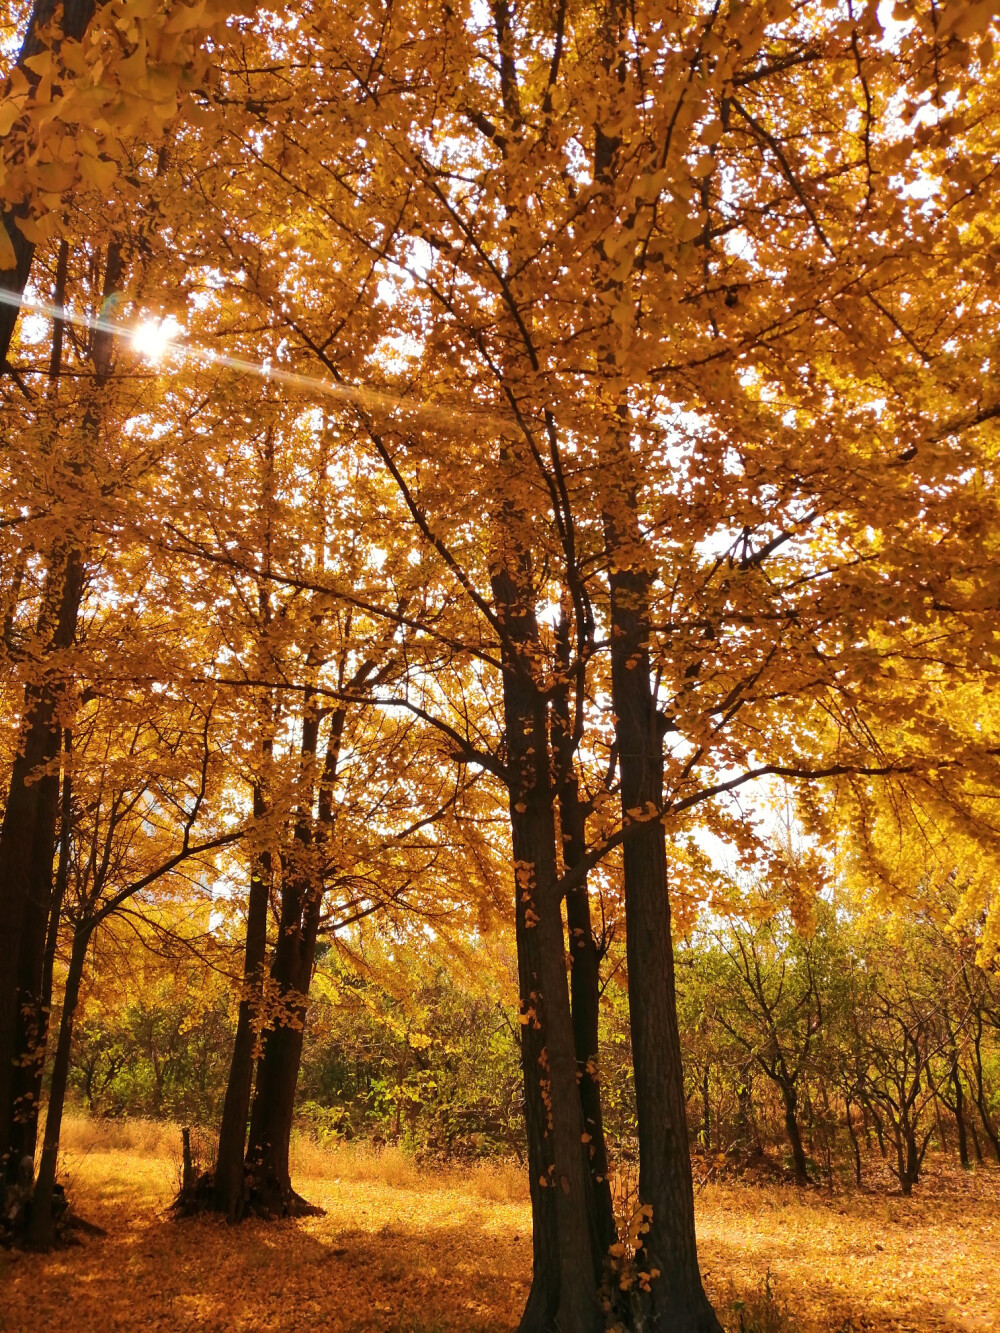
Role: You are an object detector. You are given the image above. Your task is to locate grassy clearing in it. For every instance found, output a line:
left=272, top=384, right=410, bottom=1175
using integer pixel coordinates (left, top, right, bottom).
left=2, top=1119, right=997, bottom=1332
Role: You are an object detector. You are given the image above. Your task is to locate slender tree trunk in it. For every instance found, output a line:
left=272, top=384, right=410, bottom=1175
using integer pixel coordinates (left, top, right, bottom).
left=27, top=922, right=88, bottom=1248
left=551, top=627, right=617, bottom=1267
left=968, top=1116, right=983, bottom=1165
left=948, top=1049, right=969, bottom=1169
left=970, top=1022, right=1000, bottom=1163
left=38, top=733, right=73, bottom=1046
left=213, top=809, right=271, bottom=1218
left=780, top=1081, right=809, bottom=1184
left=0, top=0, right=97, bottom=368
left=492, top=562, right=602, bottom=1333
left=604, top=494, right=721, bottom=1332
left=701, top=1068, right=711, bottom=1152
left=845, top=1099, right=863, bottom=1187
left=0, top=553, right=84, bottom=1190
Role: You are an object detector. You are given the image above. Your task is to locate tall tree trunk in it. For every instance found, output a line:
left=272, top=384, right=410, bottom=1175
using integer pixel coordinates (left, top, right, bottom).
left=845, top=1099, right=863, bottom=1186
left=604, top=493, right=721, bottom=1332
left=492, top=562, right=602, bottom=1333
left=245, top=696, right=324, bottom=1217
left=970, top=1019, right=1000, bottom=1163
left=0, top=553, right=84, bottom=1189
left=948, top=1049, right=970, bottom=1169
left=0, top=0, right=97, bottom=368
left=551, top=622, right=617, bottom=1267
left=0, top=242, right=118, bottom=1190
left=213, top=796, right=271, bottom=1219
left=27, top=922, right=89, bottom=1248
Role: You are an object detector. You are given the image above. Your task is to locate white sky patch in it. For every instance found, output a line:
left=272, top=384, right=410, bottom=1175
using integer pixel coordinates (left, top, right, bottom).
left=19, top=313, right=48, bottom=344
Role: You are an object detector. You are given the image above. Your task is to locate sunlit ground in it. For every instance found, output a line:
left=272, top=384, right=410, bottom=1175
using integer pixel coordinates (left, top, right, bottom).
left=1, top=1121, right=997, bottom=1332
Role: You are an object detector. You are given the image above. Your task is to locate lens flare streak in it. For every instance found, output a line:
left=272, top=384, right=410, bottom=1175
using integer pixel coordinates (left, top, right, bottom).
left=0, top=287, right=491, bottom=430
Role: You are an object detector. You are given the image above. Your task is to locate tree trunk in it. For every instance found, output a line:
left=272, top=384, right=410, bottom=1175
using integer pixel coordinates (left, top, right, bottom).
left=900, top=1126, right=919, bottom=1195
left=701, top=1068, right=711, bottom=1152
left=970, top=1021, right=1000, bottom=1163
left=780, top=1081, right=810, bottom=1184
left=1, top=241, right=117, bottom=1190
left=213, top=807, right=271, bottom=1219
left=492, top=562, right=602, bottom=1333
left=551, top=627, right=617, bottom=1267
left=244, top=871, right=320, bottom=1215
left=604, top=498, right=721, bottom=1332
left=845, top=1100, right=863, bottom=1187
left=0, top=552, right=84, bottom=1190
left=0, top=0, right=97, bottom=368
left=948, top=1050, right=969, bottom=1170
left=27, top=923, right=88, bottom=1248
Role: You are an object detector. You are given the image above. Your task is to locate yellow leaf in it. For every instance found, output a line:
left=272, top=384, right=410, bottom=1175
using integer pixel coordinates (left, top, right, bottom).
left=22, top=51, right=52, bottom=79
left=34, top=160, right=75, bottom=192
left=164, top=0, right=210, bottom=33
left=0, top=100, right=22, bottom=136
left=80, top=156, right=117, bottom=190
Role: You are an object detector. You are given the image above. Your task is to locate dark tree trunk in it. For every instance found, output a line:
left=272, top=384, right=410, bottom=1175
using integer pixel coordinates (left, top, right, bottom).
left=900, top=1126, right=920, bottom=1195
left=493, top=563, right=602, bottom=1333
left=244, top=869, right=320, bottom=1216
left=551, top=626, right=617, bottom=1267
left=970, top=1020, right=1000, bottom=1163
left=604, top=498, right=721, bottom=1332
left=701, top=1067, right=711, bottom=1152
left=0, top=553, right=84, bottom=1189
left=948, top=1050, right=969, bottom=1170
left=1, top=241, right=117, bottom=1189
left=780, top=1081, right=810, bottom=1184
left=845, top=1100, right=863, bottom=1186
left=213, top=808, right=271, bottom=1219
left=0, top=0, right=97, bottom=368
left=28, top=923, right=89, bottom=1248
left=39, top=734, right=73, bottom=1043
left=968, top=1117, right=983, bottom=1165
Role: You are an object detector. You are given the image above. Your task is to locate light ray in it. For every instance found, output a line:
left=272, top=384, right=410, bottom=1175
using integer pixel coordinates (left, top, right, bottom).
left=0, top=287, right=496, bottom=431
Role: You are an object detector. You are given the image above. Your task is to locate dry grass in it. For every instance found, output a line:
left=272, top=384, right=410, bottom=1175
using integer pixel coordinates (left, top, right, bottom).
left=2, top=1121, right=998, bottom=1332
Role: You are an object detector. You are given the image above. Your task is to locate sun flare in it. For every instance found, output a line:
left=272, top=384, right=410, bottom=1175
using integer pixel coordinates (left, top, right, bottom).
left=131, top=316, right=180, bottom=362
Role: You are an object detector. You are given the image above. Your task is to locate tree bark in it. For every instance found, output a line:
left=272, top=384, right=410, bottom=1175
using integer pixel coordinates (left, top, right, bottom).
left=0, top=241, right=118, bottom=1188
left=947, top=1048, right=969, bottom=1169
left=0, top=553, right=84, bottom=1189
left=244, top=865, right=321, bottom=1215
left=27, top=922, right=89, bottom=1248
left=0, top=0, right=97, bottom=368
left=551, top=626, right=617, bottom=1267
left=780, top=1080, right=810, bottom=1184
left=213, top=794, right=271, bottom=1219
left=492, top=562, right=602, bottom=1333
left=604, top=494, right=721, bottom=1331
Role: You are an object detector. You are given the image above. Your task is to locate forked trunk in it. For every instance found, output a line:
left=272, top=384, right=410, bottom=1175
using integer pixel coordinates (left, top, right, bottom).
left=492, top=566, right=602, bottom=1333
left=551, top=634, right=617, bottom=1266
left=214, top=832, right=271, bottom=1218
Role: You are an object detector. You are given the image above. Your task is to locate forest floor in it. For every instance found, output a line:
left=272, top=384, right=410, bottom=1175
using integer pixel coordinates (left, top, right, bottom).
left=1, top=1120, right=997, bottom=1333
